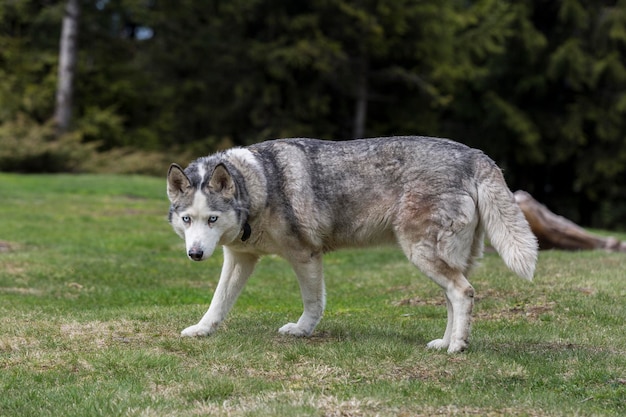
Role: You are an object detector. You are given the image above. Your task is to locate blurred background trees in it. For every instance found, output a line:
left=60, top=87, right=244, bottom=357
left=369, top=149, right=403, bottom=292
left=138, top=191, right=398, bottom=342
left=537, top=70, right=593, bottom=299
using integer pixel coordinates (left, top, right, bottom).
left=1, top=0, right=625, bottom=229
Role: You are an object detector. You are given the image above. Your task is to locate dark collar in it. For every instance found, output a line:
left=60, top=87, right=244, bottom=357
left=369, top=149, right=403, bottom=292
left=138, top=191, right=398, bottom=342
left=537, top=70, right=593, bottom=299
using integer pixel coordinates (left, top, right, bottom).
left=241, top=221, right=251, bottom=242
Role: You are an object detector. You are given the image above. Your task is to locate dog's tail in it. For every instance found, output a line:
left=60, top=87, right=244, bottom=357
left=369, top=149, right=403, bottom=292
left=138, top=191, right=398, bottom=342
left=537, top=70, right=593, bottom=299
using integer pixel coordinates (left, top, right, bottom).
left=477, top=159, right=538, bottom=281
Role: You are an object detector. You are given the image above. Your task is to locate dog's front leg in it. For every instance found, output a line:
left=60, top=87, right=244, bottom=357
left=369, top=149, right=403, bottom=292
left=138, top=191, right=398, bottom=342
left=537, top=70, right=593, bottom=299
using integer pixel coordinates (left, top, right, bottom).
left=181, top=247, right=258, bottom=337
left=279, top=253, right=325, bottom=337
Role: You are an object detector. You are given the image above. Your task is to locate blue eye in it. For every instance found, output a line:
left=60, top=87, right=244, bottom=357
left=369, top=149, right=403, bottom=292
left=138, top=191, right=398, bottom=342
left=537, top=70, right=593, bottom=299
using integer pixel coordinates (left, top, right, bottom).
left=182, top=215, right=191, bottom=224
left=208, top=216, right=218, bottom=224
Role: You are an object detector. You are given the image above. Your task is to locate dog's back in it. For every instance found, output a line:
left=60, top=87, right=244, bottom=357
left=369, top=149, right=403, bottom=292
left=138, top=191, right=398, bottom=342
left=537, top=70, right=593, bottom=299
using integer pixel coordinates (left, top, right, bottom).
left=249, top=137, right=491, bottom=251
left=247, top=137, right=537, bottom=272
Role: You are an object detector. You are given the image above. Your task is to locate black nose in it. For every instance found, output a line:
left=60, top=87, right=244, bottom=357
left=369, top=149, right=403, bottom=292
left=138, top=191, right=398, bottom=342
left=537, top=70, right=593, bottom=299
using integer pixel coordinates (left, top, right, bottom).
left=188, top=249, right=204, bottom=261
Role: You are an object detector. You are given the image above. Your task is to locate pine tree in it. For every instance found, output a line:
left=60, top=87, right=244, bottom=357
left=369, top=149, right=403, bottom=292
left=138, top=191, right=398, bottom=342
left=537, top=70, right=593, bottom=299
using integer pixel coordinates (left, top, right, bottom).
left=446, top=0, right=626, bottom=228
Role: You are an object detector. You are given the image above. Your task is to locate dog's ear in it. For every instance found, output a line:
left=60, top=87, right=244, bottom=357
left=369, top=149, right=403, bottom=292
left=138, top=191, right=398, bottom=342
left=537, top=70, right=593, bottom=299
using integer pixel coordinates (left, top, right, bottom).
left=208, top=164, right=236, bottom=199
left=167, top=163, right=191, bottom=202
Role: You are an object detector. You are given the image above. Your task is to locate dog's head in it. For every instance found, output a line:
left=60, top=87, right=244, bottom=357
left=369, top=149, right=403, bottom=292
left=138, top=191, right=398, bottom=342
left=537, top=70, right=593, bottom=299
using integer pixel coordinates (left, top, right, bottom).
left=167, top=162, right=243, bottom=261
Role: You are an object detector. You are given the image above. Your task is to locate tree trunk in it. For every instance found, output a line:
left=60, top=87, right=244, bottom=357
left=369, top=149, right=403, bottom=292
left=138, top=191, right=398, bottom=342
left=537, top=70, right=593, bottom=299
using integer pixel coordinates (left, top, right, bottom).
left=54, top=0, right=80, bottom=135
left=514, top=190, right=626, bottom=252
left=352, top=60, right=368, bottom=139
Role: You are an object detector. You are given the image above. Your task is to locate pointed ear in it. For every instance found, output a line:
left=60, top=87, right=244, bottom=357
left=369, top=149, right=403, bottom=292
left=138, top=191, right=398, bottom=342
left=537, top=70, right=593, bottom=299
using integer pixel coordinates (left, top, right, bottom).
left=167, top=163, right=191, bottom=202
left=208, top=164, right=236, bottom=199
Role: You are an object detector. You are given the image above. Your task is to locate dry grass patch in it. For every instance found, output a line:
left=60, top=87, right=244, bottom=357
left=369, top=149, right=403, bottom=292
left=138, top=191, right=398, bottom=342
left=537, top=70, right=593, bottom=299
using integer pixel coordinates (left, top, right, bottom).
left=0, top=286, right=43, bottom=296
left=190, top=390, right=553, bottom=417
left=475, top=299, right=557, bottom=321
left=0, top=335, right=39, bottom=355
left=191, top=390, right=384, bottom=417
left=59, top=319, right=152, bottom=348
left=0, top=240, right=20, bottom=253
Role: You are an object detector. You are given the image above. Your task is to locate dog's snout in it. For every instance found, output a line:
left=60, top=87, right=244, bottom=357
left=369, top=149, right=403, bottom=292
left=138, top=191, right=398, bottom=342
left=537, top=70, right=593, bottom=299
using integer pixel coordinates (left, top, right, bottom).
left=188, top=249, right=204, bottom=261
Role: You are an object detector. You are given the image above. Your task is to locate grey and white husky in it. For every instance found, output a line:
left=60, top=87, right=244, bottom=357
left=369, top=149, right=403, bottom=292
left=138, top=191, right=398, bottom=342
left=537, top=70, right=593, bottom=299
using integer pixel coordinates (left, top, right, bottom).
left=167, top=136, right=537, bottom=353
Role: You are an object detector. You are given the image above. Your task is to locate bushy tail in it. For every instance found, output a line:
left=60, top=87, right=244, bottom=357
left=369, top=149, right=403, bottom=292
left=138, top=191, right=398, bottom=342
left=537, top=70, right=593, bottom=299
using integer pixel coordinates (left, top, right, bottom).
left=477, top=163, right=538, bottom=281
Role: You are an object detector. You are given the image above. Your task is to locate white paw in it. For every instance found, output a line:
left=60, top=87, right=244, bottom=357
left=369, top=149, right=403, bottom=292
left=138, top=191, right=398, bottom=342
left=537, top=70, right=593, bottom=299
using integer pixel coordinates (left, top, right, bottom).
left=278, top=322, right=311, bottom=337
left=426, top=338, right=449, bottom=350
left=447, top=340, right=468, bottom=353
left=180, top=323, right=214, bottom=337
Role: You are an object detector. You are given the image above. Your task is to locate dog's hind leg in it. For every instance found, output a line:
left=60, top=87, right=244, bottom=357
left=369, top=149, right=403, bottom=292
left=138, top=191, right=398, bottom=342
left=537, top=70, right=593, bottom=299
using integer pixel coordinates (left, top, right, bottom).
left=396, top=195, right=478, bottom=352
left=426, top=270, right=474, bottom=353
left=181, top=247, right=258, bottom=337
left=423, top=226, right=483, bottom=351
left=403, top=241, right=475, bottom=353
left=279, top=252, right=325, bottom=337
left=404, top=245, right=475, bottom=353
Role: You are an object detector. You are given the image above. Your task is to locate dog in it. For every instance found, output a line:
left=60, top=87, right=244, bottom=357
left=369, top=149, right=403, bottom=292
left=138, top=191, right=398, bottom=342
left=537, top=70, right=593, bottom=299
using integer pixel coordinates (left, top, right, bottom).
left=167, top=136, right=537, bottom=353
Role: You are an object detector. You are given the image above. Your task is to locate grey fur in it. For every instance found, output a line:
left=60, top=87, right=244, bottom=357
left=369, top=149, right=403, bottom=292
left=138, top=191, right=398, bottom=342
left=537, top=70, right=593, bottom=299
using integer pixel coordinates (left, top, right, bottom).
left=167, top=136, right=538, bottom=352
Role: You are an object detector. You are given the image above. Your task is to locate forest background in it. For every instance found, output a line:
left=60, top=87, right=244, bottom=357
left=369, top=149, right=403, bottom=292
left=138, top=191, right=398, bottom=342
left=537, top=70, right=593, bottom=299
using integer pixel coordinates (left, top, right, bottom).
left=1, top=0, right=625, bottom=230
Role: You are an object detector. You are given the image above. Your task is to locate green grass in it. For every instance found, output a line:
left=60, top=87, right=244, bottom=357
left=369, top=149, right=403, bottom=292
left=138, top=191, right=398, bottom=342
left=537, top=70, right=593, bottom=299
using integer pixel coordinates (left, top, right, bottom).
left=0, top=173, right=624, bottom=417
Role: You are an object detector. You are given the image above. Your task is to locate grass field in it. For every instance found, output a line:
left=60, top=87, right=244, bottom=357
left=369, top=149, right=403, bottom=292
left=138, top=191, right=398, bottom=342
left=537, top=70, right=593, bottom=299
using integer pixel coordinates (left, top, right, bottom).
left=0, top=173, right=624, bottom=417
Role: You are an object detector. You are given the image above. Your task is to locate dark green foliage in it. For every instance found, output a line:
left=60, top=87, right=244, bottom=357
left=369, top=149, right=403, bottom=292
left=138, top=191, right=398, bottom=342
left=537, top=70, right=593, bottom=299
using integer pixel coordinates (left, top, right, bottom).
left=0, top=115, right=95, bottom=173
left=444, top=1, right=626, bottom=229
left=0, top=0, right=625, bottom=228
